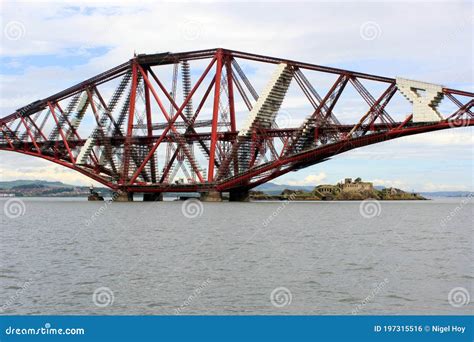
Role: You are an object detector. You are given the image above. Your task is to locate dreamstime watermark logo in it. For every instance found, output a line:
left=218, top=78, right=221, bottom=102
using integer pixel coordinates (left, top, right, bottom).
left=1, top=280, right=32, bottom=313
left=85, top=191, right=123, bottom=227
left=270, top=287, right=292, bottom=308
left=4, top=322, right=85, bottom=336
left=448, top=287, right=470, bottom=308
left=262, top=193, right=296, bottom=227
left=352, top=278, right=389, bottom=314
left=448, top=119, right=470, bottom=129
left=4, top=21, right=26, bottom=41
left=181, top=198, right=204, bottom=219
left=275, top=110, right=292, bottom=128
left=439, top=193, right=472, bottom=229
left=359, top=199, right=381, bottom=219
left=3, top=198, right=26, bottom=219
left=437, top=16, right=472, bottom=54
left=92, top=287, right=114, bottom=308
left=180, top=19, right=202, bottom=40
left=359, top=21, right=382, bottom=41
left=174, top=278, right=211, bottom=315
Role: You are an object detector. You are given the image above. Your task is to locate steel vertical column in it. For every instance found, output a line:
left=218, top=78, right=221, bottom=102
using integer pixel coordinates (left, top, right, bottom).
left=226, top=56, right=236, bottom=132
left=208, top=49, right=223, bottom=182
left=224, top=57, right=240, bottom=176
left=121, top=62, right=138, bottom=184
left=143, top=68, right=157, bottom=183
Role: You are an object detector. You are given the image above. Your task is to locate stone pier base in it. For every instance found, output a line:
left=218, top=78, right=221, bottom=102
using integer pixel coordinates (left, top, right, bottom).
left=199, top=191, right=223, bottom=202
left=143, top=193, right=163, bottom=201
left=229, top=189, right=250, bottom=202
left=113, top=192, right=134, bottom=202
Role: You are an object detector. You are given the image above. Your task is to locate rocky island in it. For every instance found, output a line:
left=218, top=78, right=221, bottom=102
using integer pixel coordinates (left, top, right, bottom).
left=250, top=178, right=427, bottom=201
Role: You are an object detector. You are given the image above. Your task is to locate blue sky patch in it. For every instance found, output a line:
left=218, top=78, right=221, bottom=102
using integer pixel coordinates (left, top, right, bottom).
left=0, top=46, right=111, bottom=75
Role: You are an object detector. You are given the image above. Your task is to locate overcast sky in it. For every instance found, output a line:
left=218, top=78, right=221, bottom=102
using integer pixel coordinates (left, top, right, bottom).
left=0, top=0, right=472, bottom=191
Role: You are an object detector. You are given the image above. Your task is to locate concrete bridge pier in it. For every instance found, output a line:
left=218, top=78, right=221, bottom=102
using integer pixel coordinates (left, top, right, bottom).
left=229, top=189, right=250, bottom=202
left=143, top=193, right=163, bottom=201
left=199, top=191, right=222, bottom=202
left=113, top=191, right=134, bottom=202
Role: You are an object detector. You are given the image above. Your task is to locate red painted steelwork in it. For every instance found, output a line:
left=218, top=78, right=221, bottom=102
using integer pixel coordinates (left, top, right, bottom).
left=0, top=49, right=472, bottom=194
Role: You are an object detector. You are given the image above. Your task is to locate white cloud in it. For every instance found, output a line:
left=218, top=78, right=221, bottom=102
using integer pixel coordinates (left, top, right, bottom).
left=372, top=179, right=407, bottom=189
left=420, top=182, right=470, bottom=192
left=283, top=172, right=327, bottom=186
left=342, top=128, right=473, bottom=161
left=0, top=163, right=102, bottom=186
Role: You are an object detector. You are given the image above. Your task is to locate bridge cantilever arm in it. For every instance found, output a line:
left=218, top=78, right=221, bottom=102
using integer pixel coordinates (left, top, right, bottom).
left=443, top=88, right=474, bottom=97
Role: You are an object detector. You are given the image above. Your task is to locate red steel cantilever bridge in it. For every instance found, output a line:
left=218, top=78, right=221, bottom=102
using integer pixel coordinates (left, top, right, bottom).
left=0, top=48, right=473, bottom=201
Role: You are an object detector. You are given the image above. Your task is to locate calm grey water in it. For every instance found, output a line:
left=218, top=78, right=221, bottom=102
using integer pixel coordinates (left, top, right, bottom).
left=0, top=197, right=472, bottom=315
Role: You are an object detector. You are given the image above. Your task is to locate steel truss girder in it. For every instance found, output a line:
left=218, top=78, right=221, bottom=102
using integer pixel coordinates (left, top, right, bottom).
left=1, top=48, right=473, bottom=193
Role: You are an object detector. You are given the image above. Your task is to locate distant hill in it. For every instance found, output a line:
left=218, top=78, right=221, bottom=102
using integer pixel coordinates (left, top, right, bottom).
left=255, top=182, right=314, bottom=194
left=0, top=180, right=471, bottom=198
left=418, top=191, right=473, bottom=197
left=0, top=180, right=113, bottom=197
left=0, top=180, right=70, bottom=189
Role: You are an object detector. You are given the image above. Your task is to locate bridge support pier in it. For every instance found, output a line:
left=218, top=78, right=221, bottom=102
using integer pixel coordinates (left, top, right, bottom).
left=113, top=191, right=134, bottom=202
left=229, top=189, right=250, bottom=202
left=143, top=193, right=163, bottom=201
left=200, top=191, right=222, bottom=202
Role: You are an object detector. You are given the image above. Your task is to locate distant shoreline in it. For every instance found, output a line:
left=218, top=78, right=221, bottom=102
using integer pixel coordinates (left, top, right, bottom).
left=0, top=179, right=472, bottom=200
left=3, top=195, right=473, bottom=201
